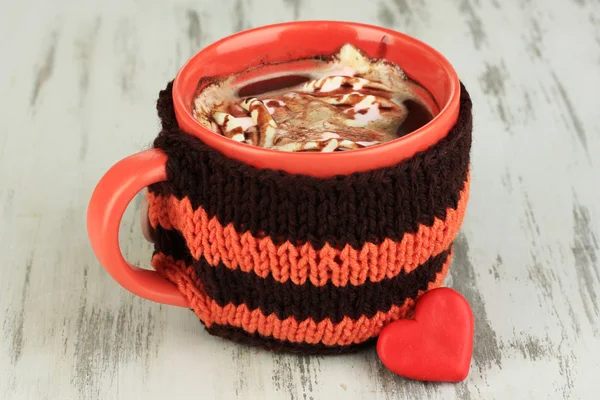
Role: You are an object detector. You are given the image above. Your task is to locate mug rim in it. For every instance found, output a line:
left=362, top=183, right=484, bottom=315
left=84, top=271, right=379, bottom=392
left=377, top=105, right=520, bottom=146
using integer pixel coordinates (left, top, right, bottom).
left=172, top=20, right=460, bottom=177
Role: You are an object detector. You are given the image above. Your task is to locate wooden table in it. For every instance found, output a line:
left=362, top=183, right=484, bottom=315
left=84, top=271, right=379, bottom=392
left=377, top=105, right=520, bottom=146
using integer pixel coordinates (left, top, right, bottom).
left=1, top=0, right=599, bottom=398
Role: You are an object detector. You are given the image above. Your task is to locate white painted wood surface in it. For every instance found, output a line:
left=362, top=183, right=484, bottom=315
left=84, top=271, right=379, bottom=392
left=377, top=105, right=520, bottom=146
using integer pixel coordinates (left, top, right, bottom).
left=1, top=0, right=599, bottom=398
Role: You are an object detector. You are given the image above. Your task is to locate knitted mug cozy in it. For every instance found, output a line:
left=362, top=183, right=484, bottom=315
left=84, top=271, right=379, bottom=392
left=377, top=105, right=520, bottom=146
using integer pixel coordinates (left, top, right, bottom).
left=146, top=81, right=472, bottom=354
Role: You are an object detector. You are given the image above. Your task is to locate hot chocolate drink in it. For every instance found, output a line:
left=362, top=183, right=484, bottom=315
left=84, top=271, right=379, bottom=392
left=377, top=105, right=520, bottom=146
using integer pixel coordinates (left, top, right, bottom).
left=193, top=44, right=435, bottom=152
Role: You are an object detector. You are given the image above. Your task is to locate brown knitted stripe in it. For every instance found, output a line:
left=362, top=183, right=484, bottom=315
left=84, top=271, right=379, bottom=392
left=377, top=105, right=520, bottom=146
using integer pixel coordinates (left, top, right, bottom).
left=148, top=82, right=472, bottom=249
left=151, top=252, right=451, bottom=347
left=204, top=323, right=377, bottom=355
left=147, top=177, right=468, bottom=287
left=153, top=225, right=450, bottom=323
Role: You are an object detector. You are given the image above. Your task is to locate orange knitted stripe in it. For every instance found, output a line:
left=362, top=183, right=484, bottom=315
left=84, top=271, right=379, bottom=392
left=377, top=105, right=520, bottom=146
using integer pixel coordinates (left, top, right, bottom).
left=151, top=250, right=452, bottom=346
left=148, top=177, right=468, bottom=287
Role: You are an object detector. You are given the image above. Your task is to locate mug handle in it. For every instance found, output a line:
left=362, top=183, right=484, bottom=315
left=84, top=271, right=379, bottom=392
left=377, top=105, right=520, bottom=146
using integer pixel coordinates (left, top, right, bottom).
left=87, top=148, right=190, bottom=307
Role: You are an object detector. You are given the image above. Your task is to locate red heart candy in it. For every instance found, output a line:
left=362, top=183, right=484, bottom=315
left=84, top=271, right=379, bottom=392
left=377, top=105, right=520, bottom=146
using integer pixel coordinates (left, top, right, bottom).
left=376, top=287, right=474, bottom=382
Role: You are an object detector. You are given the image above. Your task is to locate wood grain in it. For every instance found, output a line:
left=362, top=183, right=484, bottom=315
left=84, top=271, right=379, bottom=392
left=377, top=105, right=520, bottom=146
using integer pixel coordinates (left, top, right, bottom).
left=1, top=0, right=599, bottom=398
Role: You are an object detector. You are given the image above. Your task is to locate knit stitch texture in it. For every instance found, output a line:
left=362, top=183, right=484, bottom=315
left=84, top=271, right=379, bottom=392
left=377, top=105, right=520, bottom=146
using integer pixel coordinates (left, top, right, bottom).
left=146, top=81, right=472, bottom=354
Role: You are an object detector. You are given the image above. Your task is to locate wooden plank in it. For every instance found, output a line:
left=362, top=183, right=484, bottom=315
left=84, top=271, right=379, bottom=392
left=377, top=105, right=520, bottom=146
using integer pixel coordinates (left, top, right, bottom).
left=1, top=0, right=598, bottom=398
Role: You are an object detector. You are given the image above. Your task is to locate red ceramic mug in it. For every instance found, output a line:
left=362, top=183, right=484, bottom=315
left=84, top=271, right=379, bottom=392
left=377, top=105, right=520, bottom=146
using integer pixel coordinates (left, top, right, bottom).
left=87, top=21, right=460, bottom=308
